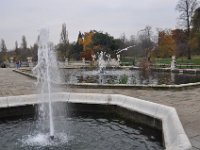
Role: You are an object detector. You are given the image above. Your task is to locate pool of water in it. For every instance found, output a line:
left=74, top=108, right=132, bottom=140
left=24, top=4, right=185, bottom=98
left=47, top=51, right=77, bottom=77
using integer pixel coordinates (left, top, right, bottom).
left=62, top=68, right=200, bottom=85
left=0, top=114, right=163, bottom=150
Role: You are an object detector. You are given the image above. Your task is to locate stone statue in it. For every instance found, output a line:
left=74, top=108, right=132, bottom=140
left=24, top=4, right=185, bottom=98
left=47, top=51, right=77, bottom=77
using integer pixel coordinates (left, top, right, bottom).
left=9, top=57, right=15, bottom=68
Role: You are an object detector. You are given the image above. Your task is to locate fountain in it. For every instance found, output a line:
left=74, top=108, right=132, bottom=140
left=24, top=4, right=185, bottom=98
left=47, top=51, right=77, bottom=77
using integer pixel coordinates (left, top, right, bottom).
left=96, top=46, right=133, bottom=69
left=0, top=31, right=192, bottom=150
left=97, top=51, right=106, bottom=73
left=32, top=29, right=61, bottom=140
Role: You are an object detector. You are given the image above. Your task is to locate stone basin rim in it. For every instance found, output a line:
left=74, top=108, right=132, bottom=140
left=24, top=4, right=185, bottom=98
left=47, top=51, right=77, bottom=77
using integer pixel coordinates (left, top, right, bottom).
left=13, top=69, right=200, bottom=90
left=0, top=92, right=192, bottom=150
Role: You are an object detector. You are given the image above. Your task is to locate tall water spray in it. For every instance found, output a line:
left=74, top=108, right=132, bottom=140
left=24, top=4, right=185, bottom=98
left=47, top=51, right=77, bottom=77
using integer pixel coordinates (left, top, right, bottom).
left=33, top=29, right=61, bottom=139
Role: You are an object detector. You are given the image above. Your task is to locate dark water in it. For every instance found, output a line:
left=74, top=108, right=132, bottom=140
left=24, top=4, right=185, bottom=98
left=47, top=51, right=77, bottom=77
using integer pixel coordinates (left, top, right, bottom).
left=62, top=69, right=200, bottom=85
left=0, top=114, right=163, bottom=150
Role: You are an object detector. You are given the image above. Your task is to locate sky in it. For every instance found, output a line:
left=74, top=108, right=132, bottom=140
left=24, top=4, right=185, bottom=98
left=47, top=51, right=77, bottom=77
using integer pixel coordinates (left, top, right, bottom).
left=0, top=0, right=180, bottom=49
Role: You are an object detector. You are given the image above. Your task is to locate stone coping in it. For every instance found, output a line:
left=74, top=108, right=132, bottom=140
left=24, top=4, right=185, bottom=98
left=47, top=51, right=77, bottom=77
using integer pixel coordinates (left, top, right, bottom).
left=13, top=69, right=200, bottom=90
left=14, top=66, right=200, bottom=72
left=0, top=92, right=192, bottom=150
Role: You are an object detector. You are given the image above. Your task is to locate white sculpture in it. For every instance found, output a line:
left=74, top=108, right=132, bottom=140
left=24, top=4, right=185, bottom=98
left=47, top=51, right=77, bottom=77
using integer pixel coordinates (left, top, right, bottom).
left=91, top=54, right=96, bottom=62
left=117, top=54, right=120, bottom=62
left=82, top=57, right=85, bottom=65
left=65, top=58, right=68, bottom=66
left=9, top=57, right=15, bottom=68
left=171, top=56, right=176, bottom=70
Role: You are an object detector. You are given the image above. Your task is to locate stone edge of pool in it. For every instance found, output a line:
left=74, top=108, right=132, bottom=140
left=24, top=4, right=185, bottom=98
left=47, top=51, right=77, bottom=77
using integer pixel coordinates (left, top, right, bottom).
left=13, top=69, right=200, bottom=90
left=0, top=92, right=192, bottom=150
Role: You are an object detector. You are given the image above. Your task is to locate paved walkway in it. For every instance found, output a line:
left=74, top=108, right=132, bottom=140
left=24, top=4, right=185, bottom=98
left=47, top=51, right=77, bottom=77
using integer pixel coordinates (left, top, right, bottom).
left=0, top=68, right=200, bottom=149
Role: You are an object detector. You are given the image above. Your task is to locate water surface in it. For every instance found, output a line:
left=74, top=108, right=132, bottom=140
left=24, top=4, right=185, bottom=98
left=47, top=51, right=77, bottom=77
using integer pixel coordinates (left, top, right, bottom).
left=0, top=114, right=163, bottom=150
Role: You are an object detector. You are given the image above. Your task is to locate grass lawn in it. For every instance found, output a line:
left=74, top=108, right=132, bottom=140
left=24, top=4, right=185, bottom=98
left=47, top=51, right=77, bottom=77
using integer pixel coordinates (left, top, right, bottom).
left=153, top=55, right=200, bottom=65
left=121, top=55, right=200, bottom=68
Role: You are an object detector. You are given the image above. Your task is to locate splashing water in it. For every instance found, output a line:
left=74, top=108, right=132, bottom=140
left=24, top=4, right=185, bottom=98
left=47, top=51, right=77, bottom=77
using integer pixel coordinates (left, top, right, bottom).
left=97, top=51, right=106, bottom=73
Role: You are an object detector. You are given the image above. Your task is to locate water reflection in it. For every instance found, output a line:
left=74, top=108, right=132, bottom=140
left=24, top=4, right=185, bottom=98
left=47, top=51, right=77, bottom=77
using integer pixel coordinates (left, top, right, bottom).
left=62, top=69, right=200, bottom=85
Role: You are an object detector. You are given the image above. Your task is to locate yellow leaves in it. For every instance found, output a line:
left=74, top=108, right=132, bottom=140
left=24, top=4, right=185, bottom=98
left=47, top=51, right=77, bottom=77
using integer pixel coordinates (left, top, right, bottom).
left=158, top=30, right=176, bottom=57
left=80, top=31, right=94, bottom=60
left=83, top=31, right=94, bottom=51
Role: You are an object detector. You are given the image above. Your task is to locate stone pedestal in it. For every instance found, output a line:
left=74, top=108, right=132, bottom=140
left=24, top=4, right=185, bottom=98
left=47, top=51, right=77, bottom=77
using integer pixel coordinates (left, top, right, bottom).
left=65, top=58, right=68, bottom=66
left=171, top=56, right=176, bottom=70
left=9, top=57, right=15, bottom=68
left=27, top=57, right=34, bottom=67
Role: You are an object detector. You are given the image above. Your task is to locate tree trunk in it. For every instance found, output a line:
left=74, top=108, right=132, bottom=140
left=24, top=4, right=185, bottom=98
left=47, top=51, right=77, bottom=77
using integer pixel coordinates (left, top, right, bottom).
left=187, top=46, right=191, bottom=59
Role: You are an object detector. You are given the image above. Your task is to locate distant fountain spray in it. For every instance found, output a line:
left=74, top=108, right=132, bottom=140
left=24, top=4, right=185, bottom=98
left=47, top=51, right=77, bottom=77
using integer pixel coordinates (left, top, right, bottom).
left=33, top=29, right=61, bottom=140
left=97, top=51, right=106, bottom=73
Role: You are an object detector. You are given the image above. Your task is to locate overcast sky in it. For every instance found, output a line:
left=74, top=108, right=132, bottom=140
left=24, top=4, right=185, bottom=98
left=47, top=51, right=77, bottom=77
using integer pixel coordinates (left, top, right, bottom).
left=0, top=0, right=179, bottom=49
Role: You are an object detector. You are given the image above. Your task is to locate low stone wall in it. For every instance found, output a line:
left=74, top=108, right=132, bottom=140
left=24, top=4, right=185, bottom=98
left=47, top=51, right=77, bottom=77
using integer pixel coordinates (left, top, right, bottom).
left=0, top=93, right=192, bottom=150
left=13, top=69, right=200, bottom=90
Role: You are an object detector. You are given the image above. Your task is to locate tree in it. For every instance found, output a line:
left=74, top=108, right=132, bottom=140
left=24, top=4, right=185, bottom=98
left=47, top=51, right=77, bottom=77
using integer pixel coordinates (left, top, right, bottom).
left=30, top=43, right=38, bottom=61
left=176, top=0, right=199, bottom=59
left=138, top=26, right=155, bottom=61
left=0, top=39, right=7, bottom=61
left=81, top=30, right=124, bottom=59
left=0, top=39, right=7, bottom=53
left=15, top=41, right=20, bottom=58
left=190, top=7, right=200, bottom=53
left=192, top=7, right=200, bottom=32
left=18, top=35, right=32, bottom=61
left=83, top=31, right=93, bottom=51
left=77, top=31, right=83, bottom=45
left=15, top=41, right=18, bottom=50
left=21, top=35, right=27, bottom=50
left=81, top=31, right=94, bottom=60
left=171, top=29, right=188, bottom=56
left=155, top=30, right=176, bottom=58
left=92, top=31, right=114, bottom=53
left=60, top=23, right=69, bottom=58
left=120, top=33, right=128, bottom=46
left=69, top=32, right=84, bottom=60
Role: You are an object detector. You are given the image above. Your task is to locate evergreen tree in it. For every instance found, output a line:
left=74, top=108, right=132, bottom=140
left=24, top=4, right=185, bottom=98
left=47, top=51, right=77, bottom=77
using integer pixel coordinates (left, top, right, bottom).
left=69, top=32, right=83, bottom=60
left=21, top=35, right=27, bottom=50
left=0, top=39, right=7, bottom=53
left=15, top=41, right=18, bottom=50
left=0, top=39, right=7, bottom=62
left=60, top=23, right=70, bottom=59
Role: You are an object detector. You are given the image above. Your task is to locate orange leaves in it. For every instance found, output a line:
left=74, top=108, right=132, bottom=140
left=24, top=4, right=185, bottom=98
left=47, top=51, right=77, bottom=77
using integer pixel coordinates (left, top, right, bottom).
left=81, top=31, right=94, bottom=60
left=80, top=48, right=92, bottom=60
left=83, top=31, right=94, bottom=51
left=157, top=30, right=176, bottom=57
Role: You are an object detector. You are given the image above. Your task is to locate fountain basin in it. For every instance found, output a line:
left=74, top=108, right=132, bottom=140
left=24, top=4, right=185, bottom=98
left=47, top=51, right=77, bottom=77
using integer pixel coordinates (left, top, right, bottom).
left=61, top=68, right=200, bottom=85
left=0, top=93, right=192, bottom=150
left=13, top=68, right=200, bottom=89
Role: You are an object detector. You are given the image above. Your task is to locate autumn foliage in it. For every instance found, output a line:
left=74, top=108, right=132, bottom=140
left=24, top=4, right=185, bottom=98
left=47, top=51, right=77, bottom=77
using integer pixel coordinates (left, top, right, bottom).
left=79, top=30, right=121, bottom=60
left=153, top=30, right=176, bottom=58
